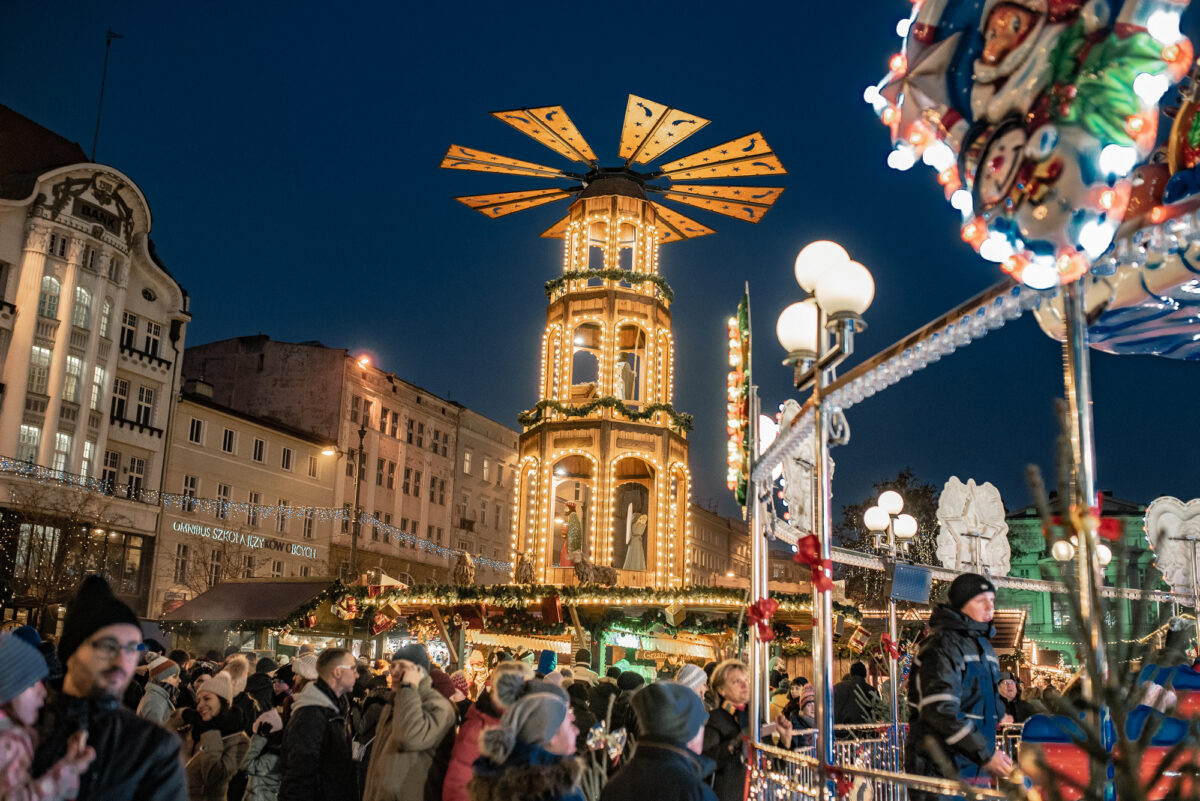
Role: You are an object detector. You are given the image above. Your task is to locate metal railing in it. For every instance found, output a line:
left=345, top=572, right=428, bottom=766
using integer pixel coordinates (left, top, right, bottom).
left=750, top=725, right=1019, bottom=801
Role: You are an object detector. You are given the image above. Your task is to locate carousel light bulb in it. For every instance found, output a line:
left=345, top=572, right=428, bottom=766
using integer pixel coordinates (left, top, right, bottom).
left=1097, top=543, right=1113, bottom=567
left=776, top=299, right=820, bottom=354
left=1021, top=259, right=1059, bottom=290
left=894, top=514, right=918, bottom=538
left=950, top=189, right=973, bottom=214
left=1134, top=71, right=1170, bottom=104
left=895, top=18, right=911, bottom=37
left=887, top=147, right=916, bottom=171
left=1099, top=144, right=1138, bottom=176
left=922, top=141, right=956, bottom=172
left=815, top=260, right=875, bottom=317
left=878, top=490, right=904, bottom=515
left=863, top=85, right=882, bottom=105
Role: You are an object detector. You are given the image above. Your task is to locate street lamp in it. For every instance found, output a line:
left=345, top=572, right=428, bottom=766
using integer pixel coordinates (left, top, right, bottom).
left=324, top=355, right=372, bottom=582
left=776, top=240, right=874, bottom=778
left=863, top=491, right=918, bottom=729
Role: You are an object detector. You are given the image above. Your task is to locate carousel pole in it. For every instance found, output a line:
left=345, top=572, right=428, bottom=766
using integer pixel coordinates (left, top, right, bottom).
left=748, top=386, right=767, bottom=742
left=812, top=306, right=837, bottom=796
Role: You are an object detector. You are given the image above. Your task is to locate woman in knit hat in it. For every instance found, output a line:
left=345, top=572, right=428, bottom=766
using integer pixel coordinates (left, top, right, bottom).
left=169, top=671, right=251, bottom=801
left=443, top=661, right=533, bottom=801
left=0, top=632, right=96, bottom=800
left=136, top=654, right=181, bottom=724
left=468, top=680, right=583, bottom=801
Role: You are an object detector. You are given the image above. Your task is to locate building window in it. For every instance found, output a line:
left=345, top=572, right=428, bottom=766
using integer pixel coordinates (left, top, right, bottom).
left=90, top=367, right=105, bottom=411
left=143, top=321, right=161, bottom=357
left=209, top=549, right=222, bottom=586
left=81, top=440, right=95, bottom=478
left=271, top=560, right=283, bottom=577
left=48, top=233, right=67, bottom=258
left=277, top=500, right=288, bottom=533
left=430, top=474, right=438, bottom=500
left=72, top=287, right=91, bottom=329
left=350, top=395, right=362, bottom=423
left=387, top=461, right=396, bottom=489
left=173, top=544, right=190, bottom=583
left=308, top=455, right=318, bottom=478
left=135, top=386, right=154, bottom=426
left=110, top=377, right=128, bottom=418
left=84, top=246, right=99, bottom=272
left=252, top=438, right=265, bottom=463
left=221, top=428, right=235, bottom=454
left=376, top=458, right=385, bottom=486
left=496, top=464, right=504, bottom=485
left=101, top=450, right=119, bottom=489
left=437, top=478, right=446, bottom=505
left=346, top=449, right=356, bottom=478
left=51, top=432, right=71, bottom=472
left=483, top=458, right=491, bottom=483
left=127, top=456, right=145, bottom=494
left=107, top=257, right=119, bottom=283
left=406, top=419, right=414, bottom=444
left=430, top=428, right=439, bottom=452
left=38, top=276, right=60, bottom=319
left=242, top=555, right=255, bottom=579
left=480, top=499, right=488, bottom=529
left=99, top=299, right=112, bottom=338
left=403, top=467, right=411, bottom=495
left=216, top=484, right=231, bottom=520
left=379, top=407, right=389, bottom=434
left=302, top=510, right=314, bottom=539
left=416, top=423, right=424, bottom=448
left=371, top=512, right=380, bottom=542
left=247, top=492, right=261, bottom=526
left=63, top=356, right=83, bottom=403
left=182, top=475, right=198, bottom=512
left=389, top=411, right=399, bottom=437
left=413, top=470, right=422, bottom=499
left=463, top=451, right=472, bottom=475
left=281, top=447, right=293, bottom=471
left=400, top=518, right=409, bottom=546
left=299, top=565, right=311, bottom=577
left=120, top=312, right=137, bottom=349
left=27, top=347, right=51, bottom=395
left=494, top=502, right=502, bottom=529
left=441, top=432, right=449, bottom=457
left=188, top=418, right=203, bottom=444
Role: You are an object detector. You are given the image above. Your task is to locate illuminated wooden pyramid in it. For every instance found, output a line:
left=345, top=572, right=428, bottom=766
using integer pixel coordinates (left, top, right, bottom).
left=442, top=95, right=786, bottom=588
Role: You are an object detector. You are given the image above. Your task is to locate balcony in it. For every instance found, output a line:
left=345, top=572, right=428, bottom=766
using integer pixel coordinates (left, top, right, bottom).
left=59, top=401, right=79, bottom=425
left=23, top=394, right=48, bottom=415
left=96, top=339, right=111, bottom=363
left=118, top=343, right=172, bottom=373
left=109, top=413, right=164, bottom=438
left=69, top=327, right=89, bottom=352
left=34, top=317, right=59, bottom=346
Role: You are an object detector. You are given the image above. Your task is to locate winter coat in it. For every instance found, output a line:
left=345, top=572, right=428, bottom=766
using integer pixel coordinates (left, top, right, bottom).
left=572, top=666, right=599, bottom=686
left=0, top=710, right=89, bottom=801
left=136, top=682, right=176, bottom=726
left=832, top=676, right=879, bottom=726
left=468, top=743, right=585, bottom=801
left=235, top=673, right=276, bottom=733
left=601, top=741, right=718, bottom=801
left=1001, top=694, right=1036, bottom=724
left=701, top=705, right=746, bottom=801
left=180, top=721, right=250, bottom=801
left=241, top=730, right=283, bottom=801
left=591, top=680, right=619, bottom=722
left=33, top=684, right=187, bottom=801
left=362, top=674, right=456, bottom=801
left=905, top=604, right=1002, bottom=784
left=443, top=695, right=500, bottom=801
left=278, top=679, right=355, bottom=801
left=609, top=691, right=638, bottom=740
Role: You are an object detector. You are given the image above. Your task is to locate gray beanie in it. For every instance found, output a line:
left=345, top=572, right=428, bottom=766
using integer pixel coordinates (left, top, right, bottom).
left=675, top=663, right=707, bottom=691
left=479, top=690, right=569, bottom=763
left=0, top=632, right=49, bottom=705
left=632, top=682, right=708, bottom=745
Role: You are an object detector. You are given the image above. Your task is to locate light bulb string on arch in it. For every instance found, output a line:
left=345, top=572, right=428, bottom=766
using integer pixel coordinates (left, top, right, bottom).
left=0, top=456, right=512, bottom=572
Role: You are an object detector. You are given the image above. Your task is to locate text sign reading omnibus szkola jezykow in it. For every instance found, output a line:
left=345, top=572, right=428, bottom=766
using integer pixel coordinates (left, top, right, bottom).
left=172, top=520, right=318, bottom=559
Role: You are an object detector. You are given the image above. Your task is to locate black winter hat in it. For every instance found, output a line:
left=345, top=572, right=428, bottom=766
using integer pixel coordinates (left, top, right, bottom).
left=256, top=657, right=278, bottom=674
left=631, top=682, right=707, bottom=745
left=58, top=575, right=141, bottom=663
left=393, top=643, right=431, bottom=674
left=617, top=671, right=646, bottom=691
left=947, top=573, right=996, bottom=610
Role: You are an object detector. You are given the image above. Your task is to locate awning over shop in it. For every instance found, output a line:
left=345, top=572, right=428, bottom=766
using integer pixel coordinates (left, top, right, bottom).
left=465, top=630, right=573, bottom=654
left=161, top=578, right=336, bottom=626
left=859, top=607, right=1026, bottom=653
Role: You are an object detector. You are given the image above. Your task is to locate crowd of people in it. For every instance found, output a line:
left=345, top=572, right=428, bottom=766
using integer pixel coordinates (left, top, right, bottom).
left=0, top=571, right=1036, bottom=801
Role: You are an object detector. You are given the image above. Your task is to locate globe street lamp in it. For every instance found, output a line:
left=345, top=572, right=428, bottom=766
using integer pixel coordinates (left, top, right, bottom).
left=324, top=355, right=371, bottom=581
left=776, top=240, right=874, bottom=775
left=863, top=491, right=917, bottom=728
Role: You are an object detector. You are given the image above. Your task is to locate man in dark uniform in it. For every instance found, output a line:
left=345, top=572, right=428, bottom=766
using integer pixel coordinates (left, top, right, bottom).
left=906, top=573, right=1011, bottom=797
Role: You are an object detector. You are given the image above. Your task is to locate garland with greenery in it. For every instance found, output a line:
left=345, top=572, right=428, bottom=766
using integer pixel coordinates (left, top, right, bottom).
left=518, top=397, right=694, bottom=432
left=545, top=270, right=674, bottom=302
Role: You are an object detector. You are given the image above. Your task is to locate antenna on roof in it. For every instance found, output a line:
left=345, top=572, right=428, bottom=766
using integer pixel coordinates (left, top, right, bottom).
left=91, top=29, right=124, bottom=161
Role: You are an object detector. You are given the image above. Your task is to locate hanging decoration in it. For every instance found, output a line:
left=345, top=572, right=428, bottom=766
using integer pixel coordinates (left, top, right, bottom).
left=331, top=594, right=359, bottom=620
left=545, top=270, right=674, bottom=302
left=726, top=293, right=751, bottom=505
left=747, top=597, right=779, bottom=642
left=793, top=534, right=834, bottom=593
left=867, top=0, right=1192, bottom=290
left=517, top=397, right=693, bottom=432
left=847, top=625, right=871, bottom=654
left=587, top=722, right=628, bottom=763
left=879, top=633, right=902, bottom=661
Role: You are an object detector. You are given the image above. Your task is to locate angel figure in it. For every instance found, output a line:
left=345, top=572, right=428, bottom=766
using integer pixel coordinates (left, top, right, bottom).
left=622, top=509, right=647, bottom=571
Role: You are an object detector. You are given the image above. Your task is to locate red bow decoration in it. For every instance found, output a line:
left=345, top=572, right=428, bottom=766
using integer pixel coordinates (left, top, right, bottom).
left=880, top=633, right=901, bottom=660
left=1049, top=492, right=1122, bottom=542
left=829, top=767, right=853, bottom=799
left=794, top=535, right=834, bottom=593
left=747, top=597, right=779, bottom=642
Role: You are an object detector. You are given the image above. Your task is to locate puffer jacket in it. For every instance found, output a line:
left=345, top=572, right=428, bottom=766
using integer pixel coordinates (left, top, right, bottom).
left=278, top=679, right=355, bottom=801
left=362, top=674, right=456, bottom=801
left=468, top=742, right=585, bottom=801
left=136, top=682, right=176, bottom=726
left=443, top=693, right=501, bottom=801
left=601, top=741, right=718, bottom=801
left=33, top=683, right=187, bottom=801
left=701, top=704, right=746, bottom=801
left=241, top=729, right=283, bottom=801
left=905, top=604, right=1002, bottom=784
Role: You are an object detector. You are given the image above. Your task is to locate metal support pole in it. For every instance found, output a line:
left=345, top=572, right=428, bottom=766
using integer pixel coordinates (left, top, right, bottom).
left=748, top=386, right=765, bottom=743
left=350, top=421, right=366, bottom=579
left=887, top=523, right=900, bottom=734
left=812, top=309, right=836, bottom=799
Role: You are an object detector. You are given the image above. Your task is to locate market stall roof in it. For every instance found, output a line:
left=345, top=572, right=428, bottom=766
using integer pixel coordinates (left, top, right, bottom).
left=161, top=578, right=336, bottom=625
left=859, top=608, right=1026, bottom=653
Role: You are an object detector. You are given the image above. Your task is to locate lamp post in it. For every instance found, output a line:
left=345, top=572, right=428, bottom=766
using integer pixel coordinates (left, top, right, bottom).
left=324, top=355, right=371, bottom=582
left=776, top=240, right=874, bottom=794
left=863, top=491, right=917, bottom=730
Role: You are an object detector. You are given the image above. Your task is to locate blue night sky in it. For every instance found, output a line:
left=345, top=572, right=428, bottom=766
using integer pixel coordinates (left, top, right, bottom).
left=2, top=1, right=1198, bottom=521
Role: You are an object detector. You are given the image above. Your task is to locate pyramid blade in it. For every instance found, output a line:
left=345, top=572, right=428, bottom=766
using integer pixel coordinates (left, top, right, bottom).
left=658, top=133, right=786, bottom=180
left=491, top=106, right=597, bottom=166
left=440, top=145, right=569, bottom=179
left=650, top=202, right=715, bottom=241
left=661, top=185, right=785, bottom=223
left=618, top=95, right=709, bottom=165
left=539, top=214, right=570, bottom=239
left=456, top=189, right=573, bottom=218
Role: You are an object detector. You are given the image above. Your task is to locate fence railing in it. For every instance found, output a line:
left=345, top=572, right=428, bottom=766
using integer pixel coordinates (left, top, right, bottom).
left=749, top=724, right=1018, bottom=801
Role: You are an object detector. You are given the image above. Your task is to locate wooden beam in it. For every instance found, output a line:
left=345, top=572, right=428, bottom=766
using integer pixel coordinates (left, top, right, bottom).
left=431, top=607, right=458, bottom=665
left=567, top=604, right=585, bottom=644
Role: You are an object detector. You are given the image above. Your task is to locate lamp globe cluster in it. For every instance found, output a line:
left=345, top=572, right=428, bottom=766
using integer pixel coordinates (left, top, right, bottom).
left=777, top=240, right=876, bottom=359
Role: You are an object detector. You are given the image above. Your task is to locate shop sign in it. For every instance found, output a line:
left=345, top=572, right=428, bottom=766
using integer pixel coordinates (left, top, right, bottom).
left=172, top=520, right=318, bottom=559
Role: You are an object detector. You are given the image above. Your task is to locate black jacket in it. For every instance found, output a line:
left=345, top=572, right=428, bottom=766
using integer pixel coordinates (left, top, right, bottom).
left=700, top=705, right=746, bottom=801
left=832, top=675, right=879, bottom=726
left=33, top=684, right=187, bottom=801
left=905, top=604, right=1002, bottom=782
left=235, top=671, right=276, bottom=732
left=278, top=679, right=356, bottom=801
left=602, top=741, right=718, bottom=801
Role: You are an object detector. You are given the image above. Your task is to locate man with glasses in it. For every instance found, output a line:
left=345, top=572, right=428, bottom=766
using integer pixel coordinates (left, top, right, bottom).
left=279, top=647, right=358, bottom=801
left=33, top=575, right=187, bottom=800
